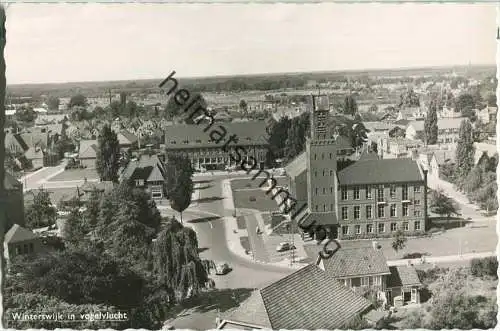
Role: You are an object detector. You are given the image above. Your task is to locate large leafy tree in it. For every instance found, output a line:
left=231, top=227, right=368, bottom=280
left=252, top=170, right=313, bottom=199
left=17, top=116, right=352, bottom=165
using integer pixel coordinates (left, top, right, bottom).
left=391, top=229, right=407, bottom=253
left=25, top=188, right=57, bottom=228
left=455, top=119, right=475, bottom=178
left=429, top=189, right=461, bottom=220
left=398, top=88, right=420, bottom=108
left=96, top=125, right=120, bottom=182
left=46, top=96, right=60, bottom=111
left=424, top=98, right=438, bottom=145
left=69, top=94, right=87, bottom=108
left=284, top=113, right=310, bottom=161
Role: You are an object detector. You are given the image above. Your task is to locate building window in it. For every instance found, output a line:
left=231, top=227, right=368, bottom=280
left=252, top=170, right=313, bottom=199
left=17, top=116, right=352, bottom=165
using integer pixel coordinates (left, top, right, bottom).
left=330, top=187, right=333, bottom=194
left=342, top=207, right=348, bottom=220
left=390, top=204, right=397, bottom=217
left=415, top=221, right=421, bottom=231
left=323, top=188, right=326, bottom=194
left=314, top=154, right=317, bottom=160
left=341, top=188, right=348, bottom=200
left=414, top=209, right=421, bottom=217
left=322, top=170, right=325, bottom=176
left=402, top=184, right=409, bottom=200
left=331, top=204, right=334, bottom=211
left=377, top=185, right=384, bottom=202
left=366, top=186, right=372, bottom=199
left=354, top=206, right=360, bottom=219
left=329, top=153, right=332, bottom=159
left=414, top=186, right=421, bottom=193
left=314, top=171, right=317, bottom=177
left=135, top=179, right=144, bottom=186
left=366, top=205, right=373, bottom=218
left=342, top=226, right=349, bottom=235
left=402, top=203, right=409, bottom=217
left=353, top=186, right=360, bottom=200
left=390, top=185, right=396, bottom=199
left=378, top=223, right=385, bottom=233
left=29, top=243, right=34, bottom=253
left=361, top=277, right=369, bottom=287
left=378, top=204, right=385, bottom=218
left=330, top=170, right=333, bottom=176
left=367, top=224, right=373, bottom=233
left=322, top=153, right=324, bottom=159
left=355, top=225, right=361, bottom=234
left=415, top=199, right=421, bottom=206
left=403, top=222, right=409, bottom=231
left=323, top=204, right=326, bottom=211
left=315, top=205, right=319, bottom=211
left=374, top=276, right=382, bottom=286
left=315, top=188, right=318, bottom=195
left=391, top=223, right=397, bottom=232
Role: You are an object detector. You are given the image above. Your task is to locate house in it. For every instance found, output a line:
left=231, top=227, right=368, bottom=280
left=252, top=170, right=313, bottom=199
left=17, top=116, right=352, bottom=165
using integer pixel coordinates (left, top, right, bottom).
left=120, top=154, right=167, bottom=199
left=4, top=172, right=25, bottom=229
left=379, top=137, right=423, bottom=159
left=474, top=142, right=497, bottom=165
left=406, top=118, right=463, bottom=144
left=314, top=242, right=422, bottom=306
left=396, top=107, right=425, bottom=121
left=476, top=106, right=497, bottom=124
left=284, top=95, right=428, bottom=240
left=3, top=224, right=41, bottom=263
left=216, top=264, right=373, bottom=329
left=78, top=140, right=98, bottom=168
left=117, top=130, right=138, bottom=151
left=429, top=149, right=456, bottom=178
left=438, top=106, right=462, bottom=119
left=4, top=129, right=49, bottom=170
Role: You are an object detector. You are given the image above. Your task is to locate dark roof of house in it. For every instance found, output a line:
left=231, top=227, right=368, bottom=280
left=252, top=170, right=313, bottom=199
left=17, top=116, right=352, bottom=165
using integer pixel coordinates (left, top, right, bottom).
left=321, top=246, right=391, bottom=278
left=121, top=154, right=166, bottom=182
left=4, top=224, right=38, bottom=244
left=4, top=172, right=22, bottom=190
left=164, top=121, right=269, bottom=149
left=226, top=264, right=371, bottom=329
left=118, top=130, right=138, bottom=145
left=387, top=266, right=422, bottom=288
left=337, top=158, right=423, bottom=185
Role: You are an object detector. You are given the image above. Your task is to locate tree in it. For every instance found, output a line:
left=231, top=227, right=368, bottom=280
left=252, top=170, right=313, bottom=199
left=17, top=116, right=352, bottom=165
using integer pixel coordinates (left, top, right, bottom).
left=96, top=125, right=120, bottom=182
left=169, top=169, right=193, bottom=224
left=486, top=93, right=497, bottom=107
left=343, top=95, right=358, bottom=115
left=424, top=98, right=438, bottom=145
left=368, top=104, right=378, bottom=113
left=391, top=229, right=407, bottom=253
left=455, top=93, right=475, bottom=114
left=69, top=94, right=87, bottom=108
left=398, top=88, right=420, bottom=108
left=455, top=119, right=475, bottom=178
left=46, top=96, right=60, bottom=111
left=239, top=99, right=248, bottom=115
left=284, top=113, right=310, bottom=161
left=430, top=189, right=461, bottom=219
left=125, top=101, right=138, bottom=117
left=25, top=188, right=57, bottom=228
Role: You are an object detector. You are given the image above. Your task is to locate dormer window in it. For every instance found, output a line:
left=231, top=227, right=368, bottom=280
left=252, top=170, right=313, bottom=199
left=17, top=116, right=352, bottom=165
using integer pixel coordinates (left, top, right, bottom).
left=183, top=140, right=189, bottom=144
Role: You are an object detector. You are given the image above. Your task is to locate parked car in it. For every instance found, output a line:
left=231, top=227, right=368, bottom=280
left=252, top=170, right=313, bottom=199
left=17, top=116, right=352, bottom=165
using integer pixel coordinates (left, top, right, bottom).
left=214, top=262, right=231, bottom=275
left=276, top=242, right=296, bottom=252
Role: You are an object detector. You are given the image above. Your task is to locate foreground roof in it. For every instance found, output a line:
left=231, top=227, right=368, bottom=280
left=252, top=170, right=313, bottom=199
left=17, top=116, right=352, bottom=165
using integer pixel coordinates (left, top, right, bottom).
left=321, top=246, right=391, bottom=278
left=226, top=264, right=371, bottom=329
left=337, top=158, right=423, bottom=185
left=5, top=224, right=38, bottom=244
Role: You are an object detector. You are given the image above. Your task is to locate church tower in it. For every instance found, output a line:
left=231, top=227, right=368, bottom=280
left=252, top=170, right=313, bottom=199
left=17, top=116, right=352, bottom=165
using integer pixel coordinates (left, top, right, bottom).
left=305, top=94, right=339, bottom=235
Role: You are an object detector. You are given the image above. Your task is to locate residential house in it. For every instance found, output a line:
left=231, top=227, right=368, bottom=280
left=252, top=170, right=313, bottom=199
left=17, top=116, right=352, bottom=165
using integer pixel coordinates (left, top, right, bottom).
left=406, top=118, right=463, bottom=144
left=429, top=149, right=456, bottom=179
left=78, top=140, right=98, bottom=168
left=396, top=107, right=426, bottom=121
left=4, top=172, right=25, bottom=229
left=216, top=264, right=373, bottom=330
left=120, top=154, right=167, bottom=199
left=314, top=242, right=423, bottom=306
left=474, top=142, right=497, bottom=165
left=379, top=137, right=423, bottom=159
left=3, top=224, right=41, bottom=264
left=164, top=121, right=269, bottom=171
left=476, top=106, right=497, bottom=124
left=117, top=130, right=138, bottom=151
left=4, top=129, right=49, bottom=170
left=438, top=106, right=462, bottom=119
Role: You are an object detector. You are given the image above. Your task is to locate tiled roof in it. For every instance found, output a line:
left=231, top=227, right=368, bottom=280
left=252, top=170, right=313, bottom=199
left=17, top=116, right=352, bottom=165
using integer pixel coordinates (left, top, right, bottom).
left=321, top=246, right=391, bottom=278
left=225, top=290, right=272, bottom=328
left=78, top=140, right=98, bottom=159
left=284, top=152, right=307, bottom=179
left=4, top=224, right=38, bottom=244
left=409, top=117, right=464, bottom=132
left=259, top=264, right=372, bottom=329
left=121, top=154, right=166, bottom=182
left=164, top=121, right=269, bottom=149
left=387, top=266, right=421, bottom=288
left=118, top=130, right=138, bottom=145
left=4, top=172, right=22, bottom=190
left=337, top=158, right=423, bottom=185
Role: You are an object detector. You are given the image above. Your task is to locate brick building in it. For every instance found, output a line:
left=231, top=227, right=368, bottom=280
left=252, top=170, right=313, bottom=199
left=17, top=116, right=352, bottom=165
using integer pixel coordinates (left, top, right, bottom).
left=286, top=95, right=428, bottom=240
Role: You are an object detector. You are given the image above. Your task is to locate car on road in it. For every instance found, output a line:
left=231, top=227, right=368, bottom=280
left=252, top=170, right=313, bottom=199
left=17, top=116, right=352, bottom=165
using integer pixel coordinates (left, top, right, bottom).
left=214, top=262, right=231, bottom=275
left=276, top=242, right=296, bottom=252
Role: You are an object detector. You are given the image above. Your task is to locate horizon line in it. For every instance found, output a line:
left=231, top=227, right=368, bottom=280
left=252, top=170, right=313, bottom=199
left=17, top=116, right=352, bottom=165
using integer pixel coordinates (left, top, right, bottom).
left=7, top=62, right=496, bottom=88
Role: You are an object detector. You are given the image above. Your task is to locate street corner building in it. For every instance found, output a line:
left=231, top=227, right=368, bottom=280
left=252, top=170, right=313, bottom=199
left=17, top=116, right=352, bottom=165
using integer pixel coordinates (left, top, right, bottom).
left=285, top=94, right=428, bottom=240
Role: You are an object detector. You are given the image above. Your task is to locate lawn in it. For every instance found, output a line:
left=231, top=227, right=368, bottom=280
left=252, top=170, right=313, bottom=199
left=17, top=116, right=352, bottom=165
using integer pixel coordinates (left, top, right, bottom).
left=231, top=189, right=279, bottom=212
left=47, top=168, right=99, bottom=182
left=236, top=216, right=247, bottom=230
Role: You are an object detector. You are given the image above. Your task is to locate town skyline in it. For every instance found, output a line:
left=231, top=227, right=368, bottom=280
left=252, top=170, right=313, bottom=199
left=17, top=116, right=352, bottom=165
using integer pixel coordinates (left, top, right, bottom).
left=6, top=3, right=496, bottom=84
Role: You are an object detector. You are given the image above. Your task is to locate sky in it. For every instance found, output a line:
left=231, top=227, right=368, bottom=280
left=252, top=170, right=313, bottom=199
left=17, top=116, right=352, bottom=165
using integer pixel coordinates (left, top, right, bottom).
left=5, top=3, right=498, bottom=85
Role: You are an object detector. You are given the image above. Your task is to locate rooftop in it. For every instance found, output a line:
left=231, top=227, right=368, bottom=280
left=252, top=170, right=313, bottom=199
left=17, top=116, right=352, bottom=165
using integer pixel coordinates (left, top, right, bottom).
left=387, top=266, right=422, bottom=288
left=320, top=246, right=391, bottom=278
left=5, top=224, right=38, bottom=244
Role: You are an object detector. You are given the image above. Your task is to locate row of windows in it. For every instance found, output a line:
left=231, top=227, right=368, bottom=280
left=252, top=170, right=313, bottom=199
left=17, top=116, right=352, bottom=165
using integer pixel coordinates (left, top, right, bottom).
left=14, top=243, right=34, bottom=255
left=312, top=151, right=351, bottom=160
left=340, top=184, right=421, bottom=201
left=340, top=203, right=421, bottom=220
left=314, top=169, right=335, bottom=177
left=341, top=221, right=421, bottom=235
left=343, top=275, right=382, bottom=288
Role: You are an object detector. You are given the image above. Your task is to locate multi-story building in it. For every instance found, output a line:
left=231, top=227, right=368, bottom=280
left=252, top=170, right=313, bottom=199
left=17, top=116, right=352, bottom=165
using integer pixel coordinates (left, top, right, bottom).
left=164, top=121, right=269, bottom=171
left=286, top=95, right=428, bottom=240
left=406, top=118, right=463, bottom=144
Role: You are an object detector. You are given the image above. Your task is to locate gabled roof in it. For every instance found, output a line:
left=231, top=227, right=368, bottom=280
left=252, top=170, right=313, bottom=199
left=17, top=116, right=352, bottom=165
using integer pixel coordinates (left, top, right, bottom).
left=78, top=140, right=98, bottom=159
left=121, top=154, right=166, bottom=182
left=226, top=264, right=372, bottom=330
left=4, top=224, right=38, bottom=244
left=409, top=117, right=464, bottom=132
left=337, top=158, right=423, bottom=185
left=284, top=151, right=307, bottom=179
left=387, top=266, right=422, bottom=288
left=118, top=130, right=138, bottom=145
left=321, top=246, right=391, bottom=278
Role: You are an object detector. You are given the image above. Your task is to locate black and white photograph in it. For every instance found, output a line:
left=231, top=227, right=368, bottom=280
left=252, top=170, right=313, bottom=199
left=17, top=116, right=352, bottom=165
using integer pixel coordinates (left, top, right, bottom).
left=0, top=3, right=498, bottom=330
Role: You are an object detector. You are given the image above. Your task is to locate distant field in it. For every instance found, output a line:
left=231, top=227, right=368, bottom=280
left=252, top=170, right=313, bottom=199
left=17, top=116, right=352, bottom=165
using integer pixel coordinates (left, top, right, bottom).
left=48, top=169, right=99, bottom=182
